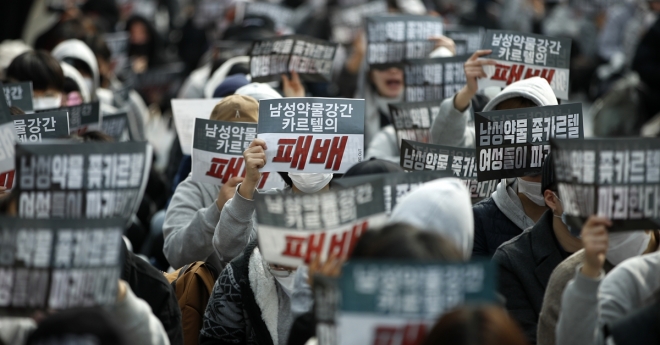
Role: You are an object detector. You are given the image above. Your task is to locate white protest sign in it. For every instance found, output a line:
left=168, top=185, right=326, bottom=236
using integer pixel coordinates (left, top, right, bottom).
left=171, top=98, right=222, bottom=155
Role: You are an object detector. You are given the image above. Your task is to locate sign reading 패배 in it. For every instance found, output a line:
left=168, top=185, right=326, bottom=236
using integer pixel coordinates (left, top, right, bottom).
left=2, top=82, right=34, bottom=112
left=330, top=1, right=388, bottom=45
left=400, top=140, right=498, bottom=202
left=332, top=170, right=453, bottom=215
left=101, top=112, right=130, bottom=142
left=475, top=103, right=583, bottom=181
left=191, top=118, right=285, bottom=190
left=552, top=138, right=660, bottom=231
left=366, top=15, right=443, bottom=66
left=315, top=260, right=497, bottom=345
left=403, top=56, right=468, bottom=102
left=388, top=101, right=438, bottom=145
left=250, top=36, right=338, bottom=83
left=15, top=141, right=152, bottom=220
left=255, top=180, right=387, bottom=267
left=171, top=98, right=222, bottom=155
left=478, top=30, right=572, bottom=100
left=13, top=111, right=70, bottom=143
left=258, top=98, right=365, bottom=173
left=445, top=26, right=484, bottom=55
left=36, top=101, right=101, bottom=134
left=0, top=89, right=18, bottom=174
left=0, top=217, right=124, bottom=315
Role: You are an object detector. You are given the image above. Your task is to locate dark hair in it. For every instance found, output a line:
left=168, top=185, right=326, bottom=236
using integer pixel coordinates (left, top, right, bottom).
left=350, top=223, right=463, bottom=261
left=6, top=51, right=65, bottom=92
left=26, top=307, right=127, bottom=345
left=86, top=34, right=112, bottom=62
left=493, top=96, right=537, bottom=111
left=9, top=106, right=25, bottom=115
left=0, top=188, right=19, bottom=216
left=421, top=305, right=529, bottom=345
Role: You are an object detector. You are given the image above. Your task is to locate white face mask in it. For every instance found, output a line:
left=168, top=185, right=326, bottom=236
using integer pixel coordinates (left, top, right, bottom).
left=288, top=173, right=332, bottom=193
left=33, top=96, right=62, bottom=110
left=517, top=177, right=546, bottom=206
left=606, top=231, right=652, bottom=266
left=271, top=270, right=296, bottom=296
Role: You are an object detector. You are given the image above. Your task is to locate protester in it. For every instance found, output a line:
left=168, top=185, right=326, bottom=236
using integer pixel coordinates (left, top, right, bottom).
left=421, top=305, right=530, bottom=345
left=5, top=50, right=66, bottom=110
left=492, top=155, right=582, bottom=344
left=362, top=64, right=404, bottom=146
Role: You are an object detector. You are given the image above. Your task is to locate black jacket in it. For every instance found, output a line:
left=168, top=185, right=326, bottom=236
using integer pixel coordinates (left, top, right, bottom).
left=492, top=210, right=569, bottom=345
left=473, top=197, right=525, bottom=258
left=121, top=244, right=183, bottom=345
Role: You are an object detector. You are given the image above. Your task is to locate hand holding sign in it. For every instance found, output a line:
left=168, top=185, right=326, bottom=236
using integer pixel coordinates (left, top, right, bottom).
left=580, top=216, right=612, bottom=278
left=282, top=71, right=305, bottom=98
left=240, top=139, right=268, bottom=200
left=455, top=50, right=496, bottom=111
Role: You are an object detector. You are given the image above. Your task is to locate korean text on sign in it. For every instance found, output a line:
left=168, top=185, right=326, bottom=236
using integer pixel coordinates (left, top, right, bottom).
left=258, top=98, right=365, bottom=173
left=366, top=15, right=443, bottom=65
left=36, top=101, right=101, bottom=133
left=552, top=137, right=660, bottom=231
left=478, top=30, right=572, bottom=100
left=2, top=82, right=34, bottom=111
left=0, top=218, right=124, bottom=313
left=0, top=92, right=18, bottom=173
left=14, top=111, right=70, bottom=143
left=404, top=56, right=468, bottom=102
left=475, top=103, right=583, bottom=181
left=255, top=181, right=387, bottom=267
left=191, top=118, right=285, bottom=190
left=389, top=101, right=438, bottom=144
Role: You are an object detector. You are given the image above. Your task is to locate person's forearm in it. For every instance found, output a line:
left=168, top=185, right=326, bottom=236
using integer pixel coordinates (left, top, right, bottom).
left=453, top=86, right=473, bottom=112
left=238, top=180, right=257, bottom=200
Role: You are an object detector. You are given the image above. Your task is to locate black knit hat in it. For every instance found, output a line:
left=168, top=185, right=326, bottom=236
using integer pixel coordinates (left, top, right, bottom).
left=541, top=154, right=556, bottom=193
left=343, top=158, right=404, bottom=178
left=27, top=308, right=127, bottom=345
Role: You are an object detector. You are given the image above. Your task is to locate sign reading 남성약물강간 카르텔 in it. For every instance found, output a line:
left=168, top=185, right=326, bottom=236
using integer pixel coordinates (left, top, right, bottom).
left=399, top=140, right=498, bottom=203
left=250, top=36, right=338, bottom=83
left=552, top=138, right=660, bottom=232
left=403, top=56, right=469, bottom=102
left=255, top=180, right=388, bottom=267
left=475, top=103, right=584, bottom=182
left=0, top=217, right=125, bottom=315
left=257, top=98, right=365, bottom=174
left=191, top=118, right=285, bottom=190
left=14, top=141, right=152, bottom=220
left=366, top=15, right=443, bottom=67
left=313, top=260, right=497, bottom=345
left=14, top=111, right=70, bottom=143
left=477, top=30, right=572, bottom=100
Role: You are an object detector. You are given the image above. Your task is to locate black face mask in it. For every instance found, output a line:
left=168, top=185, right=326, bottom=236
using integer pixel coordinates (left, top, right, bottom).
left=129, top=43, right=150, bottom=57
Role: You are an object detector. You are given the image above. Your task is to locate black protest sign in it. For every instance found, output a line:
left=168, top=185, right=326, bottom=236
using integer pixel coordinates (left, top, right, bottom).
left=478, top=30, right=572, bottom=100
left=100, top=112, right=130, bottom=142
left=258, top=98, right=365, bottom=173
left=254, top=180, right=388, bottom=267
left=445, top=26, right=484, bottom=55
left=250, top=36, right=338, bottom=83
left=333, top=170, right=453, bottom=214
left=330, top=1, right=388, bottom=44
left=0, top=217, right=124, bottom=315
left=14, top=111, right=70, bottom=142
left=104, top=31, right=130, bottom=76
left=36, top=101, right=101, bottom=134
left=0, top=86, right=18, bottom=174
left=366, top=15, right=443, bottom=66
left=552, top=138, right=660, bottom=231
left=400, top=140, right=498, bottom=202
left=475, top=103, right=584, bottom=181
left=389, top=101, right=438, bottom=144
left=3, top=82, right=34, bottom=112
left=403, top=56, right=468, bottom=102
left=15, top=141, right=152, bottom=220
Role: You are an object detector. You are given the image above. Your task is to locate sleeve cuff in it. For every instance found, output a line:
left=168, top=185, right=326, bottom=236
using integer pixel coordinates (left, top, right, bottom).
left=571, top=264, right=604, bottom=299
left=226, top=183, right=257, bottom=221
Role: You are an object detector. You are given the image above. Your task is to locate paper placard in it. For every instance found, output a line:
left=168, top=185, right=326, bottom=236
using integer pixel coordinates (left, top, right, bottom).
left=0, top=85, right=18, bottom=173
left=15, top=141, right=152, bottom=220
left=389, top=101, right=438, bottom=145
left=257, top=98, right=365, bottom=173
left=445, top=26, right=485, bottom=55
left=14, top=111, right=70, bottom=143
left=475, top=103, right=584, bottom=181
left=552, top=138, right=660, bottom=231
left=171, top=98, right=222, bottom=155
left=100, top=112, right=130, bottom=142
left=191, top=118, right=285, bottom=190
left=255, top=180, right=387, bottom=267
left=0, top=217, right=124, bottom=315
left=403, top=56, right=468, bottom=102
left=478, top=30, right=572, bottom=100
left=366, top=15, right=443, bottom=66
left=250, top=36, right=338, bottom=83
left=2, top=82, right=34, bottom=112
left=36, top=101, right=101, bottom=134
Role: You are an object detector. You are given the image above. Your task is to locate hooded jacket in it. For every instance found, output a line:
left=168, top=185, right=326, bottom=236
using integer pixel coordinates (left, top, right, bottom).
left=60, top=62, right=91, bottom=103
left=388, top=178, right=474, bottom=259
left=51, top=39, right=100, bottom=101
left=362, top=79, right=403, bottom=148
left=200, top=241, right=293, bottom=345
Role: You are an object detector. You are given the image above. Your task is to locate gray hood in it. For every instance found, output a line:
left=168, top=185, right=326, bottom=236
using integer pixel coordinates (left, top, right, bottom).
left=52, top=39, right=100, bottom=100
left=389, top=178, right=474, bottom=259
left=491, top=178, right=536, bottom=230
left=483, top=76, right=558, bottom=111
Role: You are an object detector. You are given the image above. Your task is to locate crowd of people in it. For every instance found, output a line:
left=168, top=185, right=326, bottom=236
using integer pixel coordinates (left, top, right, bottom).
left=1, top=0, right=660, bottom=344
